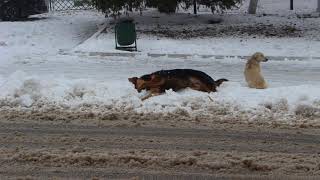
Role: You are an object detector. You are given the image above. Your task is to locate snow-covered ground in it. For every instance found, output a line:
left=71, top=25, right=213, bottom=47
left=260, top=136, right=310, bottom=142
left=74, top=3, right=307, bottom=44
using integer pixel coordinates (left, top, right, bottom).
left=0, top=1, right=320, bottom=127
left=237, top=0, right=319, bottom=15
left=0, top=11, right=105, bottom=65
left=76, top=35, right=320, bottom=58
left=74, top=1, right=320, bottom=57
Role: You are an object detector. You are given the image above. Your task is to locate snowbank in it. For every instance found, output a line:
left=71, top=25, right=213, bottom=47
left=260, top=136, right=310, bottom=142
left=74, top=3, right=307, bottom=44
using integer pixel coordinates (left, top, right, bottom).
left=1, top=70, right=320, bottom=127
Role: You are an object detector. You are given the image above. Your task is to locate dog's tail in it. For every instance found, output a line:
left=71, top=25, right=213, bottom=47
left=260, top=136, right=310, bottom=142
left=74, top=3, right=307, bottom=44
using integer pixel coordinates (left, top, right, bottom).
left=215, top=78, right=228, bottom=87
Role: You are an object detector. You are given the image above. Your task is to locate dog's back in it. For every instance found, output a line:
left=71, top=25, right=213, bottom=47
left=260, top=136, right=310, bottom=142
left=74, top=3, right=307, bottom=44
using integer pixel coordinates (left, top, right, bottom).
left=152, top=69, right=227, bottom=92
left=154, top=69, right=215, bottom=83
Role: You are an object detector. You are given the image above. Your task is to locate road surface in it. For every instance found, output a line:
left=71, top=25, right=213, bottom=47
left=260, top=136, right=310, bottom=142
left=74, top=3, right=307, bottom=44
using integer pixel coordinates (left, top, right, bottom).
left=0, top=122, right=319, bottom=179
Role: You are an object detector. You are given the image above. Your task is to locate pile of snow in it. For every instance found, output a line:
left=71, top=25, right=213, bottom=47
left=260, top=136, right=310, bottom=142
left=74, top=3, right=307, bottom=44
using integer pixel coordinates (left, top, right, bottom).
left=0, top=70, right=320, bottom=126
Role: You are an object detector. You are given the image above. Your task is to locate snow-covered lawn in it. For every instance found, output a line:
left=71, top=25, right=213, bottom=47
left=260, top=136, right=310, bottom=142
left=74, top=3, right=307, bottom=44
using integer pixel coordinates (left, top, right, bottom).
left=74, top=1, right=320, bottom=57
left=0, top=1, right=320, bottom=127
left=238, top=0, right=319, bottom=15
left=75, top=35, right=320, bottom=58
left=0, top=11, right=105, bottom=65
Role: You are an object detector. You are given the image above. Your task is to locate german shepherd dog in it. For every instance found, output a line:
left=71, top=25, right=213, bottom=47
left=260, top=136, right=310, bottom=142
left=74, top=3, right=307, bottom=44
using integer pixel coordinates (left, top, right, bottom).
left=128, top=69, right=228, bottom=100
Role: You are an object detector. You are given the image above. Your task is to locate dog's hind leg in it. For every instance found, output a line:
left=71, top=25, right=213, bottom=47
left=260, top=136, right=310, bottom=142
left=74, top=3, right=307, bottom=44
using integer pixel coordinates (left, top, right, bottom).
left=189, top=77, right=211, bottom=92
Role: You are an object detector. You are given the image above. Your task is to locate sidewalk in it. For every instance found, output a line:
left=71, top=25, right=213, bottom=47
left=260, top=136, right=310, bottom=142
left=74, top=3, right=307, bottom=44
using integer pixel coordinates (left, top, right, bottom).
left=69, top=23, right=320, bottom=61
left=64, top=50, right=320, bottom=61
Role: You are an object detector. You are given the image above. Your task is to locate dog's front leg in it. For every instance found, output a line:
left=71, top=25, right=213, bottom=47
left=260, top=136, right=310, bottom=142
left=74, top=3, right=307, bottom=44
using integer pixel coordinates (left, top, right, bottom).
left=141, top=93, right=162, bottom=101
left=141, top=93, right=153, bottom=101
left=141, top=88, right=162, bottom=101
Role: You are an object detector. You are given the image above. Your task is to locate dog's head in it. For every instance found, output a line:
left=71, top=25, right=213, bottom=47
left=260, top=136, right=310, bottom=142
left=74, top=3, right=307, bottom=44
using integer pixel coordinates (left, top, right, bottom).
left=251, top=52, right=268, bottom=62
left=128, top=77, right=147, bottom=92
left=129, top=74, right=163, bottom=93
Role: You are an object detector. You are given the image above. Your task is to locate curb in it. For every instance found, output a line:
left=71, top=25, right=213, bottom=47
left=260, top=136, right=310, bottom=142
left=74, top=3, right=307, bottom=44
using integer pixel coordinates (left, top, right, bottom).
left=62, top=51, right=320, bottom=61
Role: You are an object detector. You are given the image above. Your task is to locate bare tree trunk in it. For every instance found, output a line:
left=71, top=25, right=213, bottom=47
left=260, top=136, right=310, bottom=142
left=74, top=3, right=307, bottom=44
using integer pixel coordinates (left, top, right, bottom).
left=318, top=0, right=320, bottom=12
left=290, top=0, right=293, bottom=10
left=193, top=0, right=197, bottom=15
left=248, top=0, right=259, bottom=14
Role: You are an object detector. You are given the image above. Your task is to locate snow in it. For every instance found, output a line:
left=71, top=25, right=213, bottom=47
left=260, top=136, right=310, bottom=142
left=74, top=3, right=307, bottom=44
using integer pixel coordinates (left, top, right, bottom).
left=0, top=1, right=320, bottom=125
left=240, top=0, right=319, bottom=15
left=75, top=35, right=320, bottom=58
left=0, top=11, right=105, bottom=65
left=74, top=3, right=320, bottom=58
left=0, top=55, right=320, bottom=120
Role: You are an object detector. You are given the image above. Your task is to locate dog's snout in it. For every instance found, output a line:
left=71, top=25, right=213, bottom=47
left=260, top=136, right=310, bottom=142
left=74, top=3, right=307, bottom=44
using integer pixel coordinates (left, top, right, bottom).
left=264, top=58, right=269, bottom=62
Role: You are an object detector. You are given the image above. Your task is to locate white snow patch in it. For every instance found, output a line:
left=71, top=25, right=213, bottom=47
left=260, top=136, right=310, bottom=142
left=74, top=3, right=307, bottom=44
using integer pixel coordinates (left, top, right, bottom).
left=0, top=10, right=105, bottom=65
left=75, top=34, right=320, bottom=58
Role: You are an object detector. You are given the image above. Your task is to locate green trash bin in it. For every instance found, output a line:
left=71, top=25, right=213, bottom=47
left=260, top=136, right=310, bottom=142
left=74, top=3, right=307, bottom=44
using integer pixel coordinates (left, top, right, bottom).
left=115, top=18, right=137, bottom=51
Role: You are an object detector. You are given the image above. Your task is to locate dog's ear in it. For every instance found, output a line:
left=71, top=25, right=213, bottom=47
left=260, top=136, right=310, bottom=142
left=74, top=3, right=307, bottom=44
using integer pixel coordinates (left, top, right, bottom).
left=150, top=74, right=161, bottom=82
left=128, top=77, right=138, bottom=85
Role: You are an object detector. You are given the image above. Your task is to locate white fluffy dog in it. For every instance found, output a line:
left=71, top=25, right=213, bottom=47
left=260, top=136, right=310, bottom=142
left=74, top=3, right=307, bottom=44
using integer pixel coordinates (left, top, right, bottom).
left=244, top=52, right=268, bottom=89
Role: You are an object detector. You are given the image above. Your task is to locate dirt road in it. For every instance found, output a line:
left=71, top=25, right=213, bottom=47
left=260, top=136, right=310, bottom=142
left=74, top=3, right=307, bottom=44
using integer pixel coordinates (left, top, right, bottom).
left=0, top=122, right=320, bottom=179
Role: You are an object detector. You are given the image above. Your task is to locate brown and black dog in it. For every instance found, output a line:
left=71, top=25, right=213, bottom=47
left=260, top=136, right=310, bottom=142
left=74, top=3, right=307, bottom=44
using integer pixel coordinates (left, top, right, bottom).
left=128, top=69, right=228, bottom=100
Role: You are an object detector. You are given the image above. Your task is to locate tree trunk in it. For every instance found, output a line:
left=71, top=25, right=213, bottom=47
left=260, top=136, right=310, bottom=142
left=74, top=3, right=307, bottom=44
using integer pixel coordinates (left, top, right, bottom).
left=248, top=0, right=258, bottom=14
left=193, top=0, right=197, bottom=15
left=290, top=0, right=293, bottom=10
left=318, top=0, right=320, bottom=12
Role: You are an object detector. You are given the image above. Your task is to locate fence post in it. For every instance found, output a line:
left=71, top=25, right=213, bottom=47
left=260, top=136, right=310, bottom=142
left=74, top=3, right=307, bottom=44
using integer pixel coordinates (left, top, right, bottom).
left=193, top=0, right=197, bottom=15
left=48, top=0, right=53, bottom=11
left=290, top=0, right=293, bottom=10
left=248, top=0, right=259, bottom=14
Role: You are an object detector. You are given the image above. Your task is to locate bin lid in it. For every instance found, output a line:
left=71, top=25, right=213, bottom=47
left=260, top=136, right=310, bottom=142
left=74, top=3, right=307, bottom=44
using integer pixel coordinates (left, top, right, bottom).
left=117, top=17, right=134, bottom=23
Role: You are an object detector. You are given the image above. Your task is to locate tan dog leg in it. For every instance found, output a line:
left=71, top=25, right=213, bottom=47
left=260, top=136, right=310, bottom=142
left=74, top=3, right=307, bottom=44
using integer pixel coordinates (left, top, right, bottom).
left=141, top=88, right=162, bottom=101
left=141, top=93, right=159, bottom=101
